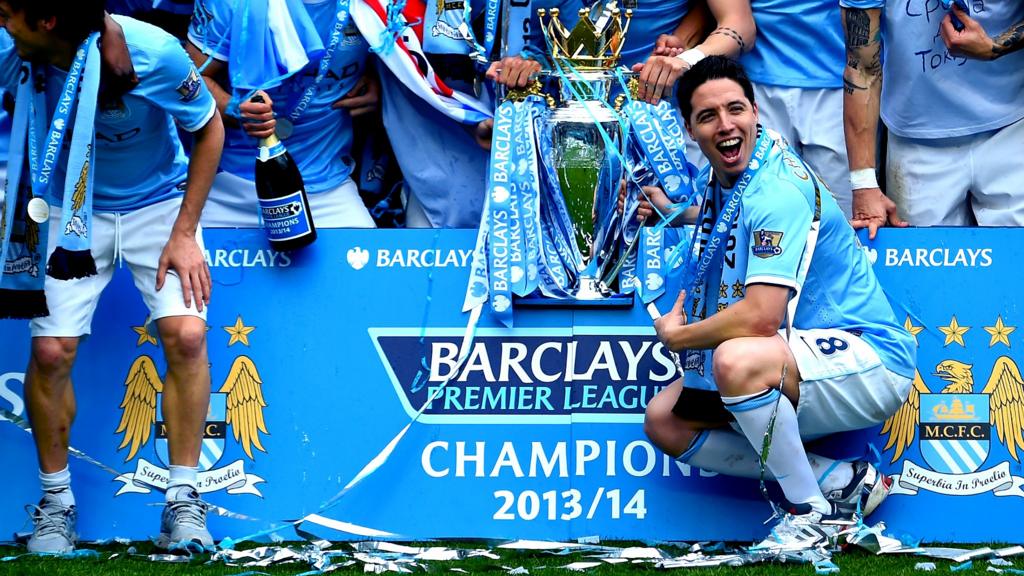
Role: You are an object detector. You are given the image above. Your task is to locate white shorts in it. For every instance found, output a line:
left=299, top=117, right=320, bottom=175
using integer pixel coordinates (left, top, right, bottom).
left=201, top=171, right=375, bottom=229
left=784, top=328, right=912, bottom=440
left=886, top=117, right=1024, bottom=226
left=753, top=84, right=851, bottom=218
left=31, top=196, right=206, bottom=338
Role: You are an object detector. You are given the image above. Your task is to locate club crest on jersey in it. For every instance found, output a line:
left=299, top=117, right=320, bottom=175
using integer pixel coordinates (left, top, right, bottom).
left=176, top=68, right=202, bottom=102
left=113, top=315, right=268, bottom=497
left=752, top=229, right=783, bottom=259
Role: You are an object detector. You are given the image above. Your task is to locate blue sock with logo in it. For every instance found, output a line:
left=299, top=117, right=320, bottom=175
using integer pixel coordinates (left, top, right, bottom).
left=166, top=465, right=199, bottom=502
left=723, top=389, right=831, bottom=515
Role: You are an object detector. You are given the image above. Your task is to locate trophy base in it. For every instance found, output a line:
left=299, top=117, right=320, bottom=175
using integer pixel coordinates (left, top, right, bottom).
left=516, top=278, right=634, bottom=308
left=515, top=293, right=634, bottom=308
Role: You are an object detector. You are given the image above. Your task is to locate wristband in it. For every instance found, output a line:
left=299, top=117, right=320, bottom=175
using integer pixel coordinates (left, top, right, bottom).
left=850, top=168, right=879, bottom=191
left=675, top=48, right=706, bottom=69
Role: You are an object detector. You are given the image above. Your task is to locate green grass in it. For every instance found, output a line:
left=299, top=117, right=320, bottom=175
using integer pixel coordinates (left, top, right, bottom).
left=0, top=541, right=1015, bottom=576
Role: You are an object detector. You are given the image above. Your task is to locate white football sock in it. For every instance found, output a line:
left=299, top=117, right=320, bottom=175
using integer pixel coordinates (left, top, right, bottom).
left=723, top=389, right=831, bottom=515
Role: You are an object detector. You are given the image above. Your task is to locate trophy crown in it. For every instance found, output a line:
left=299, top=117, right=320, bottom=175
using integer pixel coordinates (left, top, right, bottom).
left=540, top=1, right=632, bottom=71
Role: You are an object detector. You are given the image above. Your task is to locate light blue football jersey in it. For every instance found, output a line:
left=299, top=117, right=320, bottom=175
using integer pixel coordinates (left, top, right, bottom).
left=693, top=135, right=916, bottom=379
left=0, top=17, right=217, bottom=212
left=741, top=0, right=844, bottom=88
left=188, top=0, right=369, bottom=193
left=840, top=0, right=1024, bottom=138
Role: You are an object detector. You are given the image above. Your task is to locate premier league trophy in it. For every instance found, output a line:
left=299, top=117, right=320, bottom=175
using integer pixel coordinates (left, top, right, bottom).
left=466, top=0, right=695, bottom=325
left=542, top=4, right=632, bottom=299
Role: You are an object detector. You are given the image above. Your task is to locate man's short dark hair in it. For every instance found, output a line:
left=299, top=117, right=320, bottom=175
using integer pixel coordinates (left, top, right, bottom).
left=676, top=56, right=756, bottom=122
left=4, top=0, right=105, bottom=46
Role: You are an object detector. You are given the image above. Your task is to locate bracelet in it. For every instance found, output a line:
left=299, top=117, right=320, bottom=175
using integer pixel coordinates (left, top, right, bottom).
left=849, top=168, right=879, bottom=191
left=675, top=48, right=706, bottom=69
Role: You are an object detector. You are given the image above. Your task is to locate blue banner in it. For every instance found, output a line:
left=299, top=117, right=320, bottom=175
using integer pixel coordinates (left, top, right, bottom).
left=1, top=228, right=1023, bottom=543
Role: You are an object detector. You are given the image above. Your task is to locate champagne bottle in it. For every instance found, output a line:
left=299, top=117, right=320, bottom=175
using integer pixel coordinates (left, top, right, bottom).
left=253, top=96, right=316, bottom=251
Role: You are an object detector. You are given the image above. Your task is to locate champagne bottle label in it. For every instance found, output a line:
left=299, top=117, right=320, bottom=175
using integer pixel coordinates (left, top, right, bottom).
left=259, top=190, right=313, bottom=242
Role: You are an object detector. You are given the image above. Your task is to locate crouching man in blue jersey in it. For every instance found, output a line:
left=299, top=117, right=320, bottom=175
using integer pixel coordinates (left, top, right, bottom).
left=642, top=57, right=916, bottom=550
left=0, top=0, right=224, bottom=552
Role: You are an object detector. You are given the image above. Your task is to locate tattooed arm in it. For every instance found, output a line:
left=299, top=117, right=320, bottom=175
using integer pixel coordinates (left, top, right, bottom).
left=634, top=0, right=754, bottom=103
left=941, top=4, right=1024, bottom=60
left=842, top=6, right=905, bottom=238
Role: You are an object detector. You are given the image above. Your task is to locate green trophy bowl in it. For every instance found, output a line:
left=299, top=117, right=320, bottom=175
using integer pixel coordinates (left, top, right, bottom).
left=550, top=95, right=623, bottom=300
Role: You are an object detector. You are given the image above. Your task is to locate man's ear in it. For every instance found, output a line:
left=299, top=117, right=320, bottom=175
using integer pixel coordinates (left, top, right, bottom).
left=752, top=101, right=758, bottom=123
left=685, top=119, right=694, bottom=141
left=38, top=15, right=57, bottom=32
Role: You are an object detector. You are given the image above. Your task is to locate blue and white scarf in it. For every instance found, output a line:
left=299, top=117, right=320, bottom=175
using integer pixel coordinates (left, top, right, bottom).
left=0, top=33, right=102, bottom=318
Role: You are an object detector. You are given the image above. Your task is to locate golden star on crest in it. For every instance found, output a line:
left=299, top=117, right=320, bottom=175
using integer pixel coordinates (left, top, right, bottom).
left=938, top=315, right=970, bottom=347
left=131, top=323, right=158, bottom=347
left=224, top=315, right=256, bottom=347
left=984, top=316, right=1016, bottom=348
left=903, top=316, right=924, bottom=346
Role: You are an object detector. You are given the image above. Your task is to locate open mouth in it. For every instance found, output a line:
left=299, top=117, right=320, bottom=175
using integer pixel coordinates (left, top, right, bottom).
left=716, top=137, right=742, bottom=163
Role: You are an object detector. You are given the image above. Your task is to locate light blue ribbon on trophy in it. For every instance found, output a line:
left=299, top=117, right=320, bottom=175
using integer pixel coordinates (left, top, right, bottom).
left=482, top=0, right=499, bottom=58
left=504, top=107, right=526, bottom=297
left=514, top=98, right=543, bottom=296
left=486, top=100, right=516, bottom=325
left=33, top=34, right=102, bottom=281
left=635, top=226, right=666, bottom=301
left=624, top=100, right=696, bottom=204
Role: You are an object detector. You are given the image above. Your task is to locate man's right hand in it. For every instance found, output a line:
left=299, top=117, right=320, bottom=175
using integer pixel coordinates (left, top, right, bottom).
left=850, top=186, right=908, bottom=240
left=632, top=56, right=689, bottom=105
left=239, top=90, right=276, bottom=139
left=486, top=56, right=541, bottom=89
left=653, top=34, right=687, bottom=56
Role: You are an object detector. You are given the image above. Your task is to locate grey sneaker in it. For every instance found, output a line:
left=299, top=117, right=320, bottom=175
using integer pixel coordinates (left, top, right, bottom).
left=751, top=504, right=846, bottom=552
left=26, top=491, right=77, bottom=554
left=827, top=461, right=893, bottom=519
left=158, top=489, right=213, bottom=551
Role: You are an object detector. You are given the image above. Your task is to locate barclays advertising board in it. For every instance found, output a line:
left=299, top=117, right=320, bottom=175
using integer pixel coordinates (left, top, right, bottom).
left=0, top=228, right=1022, bottom=543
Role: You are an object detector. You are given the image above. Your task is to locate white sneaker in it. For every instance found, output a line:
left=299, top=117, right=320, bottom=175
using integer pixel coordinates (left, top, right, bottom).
left=158, top=489, right=213, bottom=550
left=26, top=491, right=77, bottom=554
left=752, top=505, right=845, bottom=552
left=827, top=461, right=893, bottom=519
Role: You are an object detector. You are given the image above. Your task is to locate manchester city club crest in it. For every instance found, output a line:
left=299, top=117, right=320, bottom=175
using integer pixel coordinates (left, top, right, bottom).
left=114, top=315, right=268, bottom=497
left=881, top=335, right=1024, bottom=498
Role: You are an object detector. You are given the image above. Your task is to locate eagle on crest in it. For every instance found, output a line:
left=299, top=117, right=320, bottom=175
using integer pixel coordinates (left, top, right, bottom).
left=881, top=357, right=1024, bottom=463
left=115, top=355, right=269, bottom=461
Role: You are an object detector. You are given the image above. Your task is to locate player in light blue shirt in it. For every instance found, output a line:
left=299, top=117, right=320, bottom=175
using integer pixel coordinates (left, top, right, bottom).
left=187, top=0, right=377, bottom=228
left=842, top=0, right=1024, bottom=229
left=643, top=57, right=915, bottom=550
left=733, top=0, right=853, bottom=218
left=0, top=0, right=223, bottom=553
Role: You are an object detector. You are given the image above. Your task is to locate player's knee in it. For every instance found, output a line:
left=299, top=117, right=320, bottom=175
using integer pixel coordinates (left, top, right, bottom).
left=712, top=339, right=759, bottom=395
left=643, top=391, right=681, bottom=452
left=30, top=337, right=78, bottom=376
left=161, top=320, right=207, bottom=361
